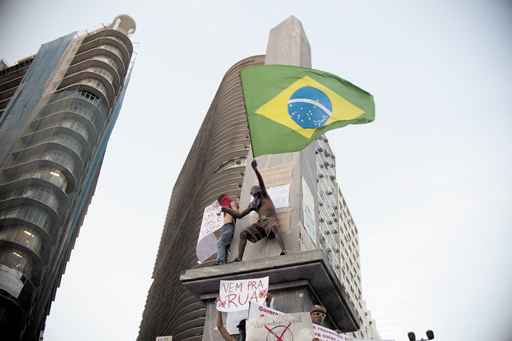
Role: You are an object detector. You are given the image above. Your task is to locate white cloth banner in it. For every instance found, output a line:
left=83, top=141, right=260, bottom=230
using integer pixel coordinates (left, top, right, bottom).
left=196, top=200, right=224, bottom=262
left=247, top=312, right=314, bottom=341
left=267, top=184, right=290, bottom=209
left=217, top=277, right=269, bottom=312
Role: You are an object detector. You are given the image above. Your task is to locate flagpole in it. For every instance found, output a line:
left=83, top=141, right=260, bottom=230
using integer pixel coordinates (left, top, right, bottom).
left=239, top=70, right=256, bottom=160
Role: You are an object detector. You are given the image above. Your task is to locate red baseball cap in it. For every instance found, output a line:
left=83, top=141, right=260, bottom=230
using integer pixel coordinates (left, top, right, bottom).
left=217, top=194, right=233, bottom=209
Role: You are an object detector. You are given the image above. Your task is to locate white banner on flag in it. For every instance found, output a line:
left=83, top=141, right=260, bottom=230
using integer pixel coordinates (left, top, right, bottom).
left=247, top=312, right=314, bottom=341
left=196, top=200, right=224, bottom=262
left=217, top=277, right=269, bottom=312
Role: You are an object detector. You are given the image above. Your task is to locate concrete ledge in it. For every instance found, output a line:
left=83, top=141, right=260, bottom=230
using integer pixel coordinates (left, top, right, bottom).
left=180, top=250, right=360, bottom=332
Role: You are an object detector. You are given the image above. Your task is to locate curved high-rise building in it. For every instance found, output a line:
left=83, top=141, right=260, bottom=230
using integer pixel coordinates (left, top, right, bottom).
left=0, top=16, right=135, bottom=340
left=137, top=55, right=265, bottom=341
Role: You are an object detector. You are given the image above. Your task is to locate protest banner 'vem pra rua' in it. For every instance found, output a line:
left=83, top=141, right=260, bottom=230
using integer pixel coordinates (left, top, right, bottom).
left=216, top=277, right=269, bottom=312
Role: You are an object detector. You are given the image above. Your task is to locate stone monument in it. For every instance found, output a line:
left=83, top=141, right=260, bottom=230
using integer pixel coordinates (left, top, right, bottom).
left=180, top=16, right=360, bottom=341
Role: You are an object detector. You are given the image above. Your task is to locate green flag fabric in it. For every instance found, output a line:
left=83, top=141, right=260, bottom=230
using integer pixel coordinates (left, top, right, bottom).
left=240, top=64, right=375, bottom=157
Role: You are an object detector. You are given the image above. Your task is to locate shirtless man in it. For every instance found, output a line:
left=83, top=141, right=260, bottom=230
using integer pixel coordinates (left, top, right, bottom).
left=221, top=160, right=287, bottom=261
left=216, top=194, right=239, bottom=265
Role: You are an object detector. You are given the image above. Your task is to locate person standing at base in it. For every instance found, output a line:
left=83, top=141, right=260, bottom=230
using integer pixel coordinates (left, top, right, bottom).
left=310, top=304, right=327, bottom=325
left=216, top=194, right=239, bottom=265
left=221, top=160, right=287, bottom=261
left=310, top=305, right=328, bottom=341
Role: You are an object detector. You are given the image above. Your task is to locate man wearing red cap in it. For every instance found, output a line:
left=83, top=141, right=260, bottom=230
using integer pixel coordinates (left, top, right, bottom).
left=216, top=194, right=239, bottom=265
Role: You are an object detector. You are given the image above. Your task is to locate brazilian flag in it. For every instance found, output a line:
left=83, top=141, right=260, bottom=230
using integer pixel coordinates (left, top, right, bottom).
left=240, top=64, right=375, bottom=157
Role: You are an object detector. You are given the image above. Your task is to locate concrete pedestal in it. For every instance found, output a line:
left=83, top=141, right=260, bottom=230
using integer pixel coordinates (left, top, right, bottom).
left=180, top=250, right=360, bottom=341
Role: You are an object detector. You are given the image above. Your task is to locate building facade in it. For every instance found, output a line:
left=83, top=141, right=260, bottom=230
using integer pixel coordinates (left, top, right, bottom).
left=336, top=183, right=381, bottom=340
left=315, top=138, right=381, bottom=340
left=0, top=16, right=135, bottom=340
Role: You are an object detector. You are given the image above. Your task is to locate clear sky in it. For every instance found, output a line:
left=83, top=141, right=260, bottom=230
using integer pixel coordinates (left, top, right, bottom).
left=1, top=1, right=511, bottom=340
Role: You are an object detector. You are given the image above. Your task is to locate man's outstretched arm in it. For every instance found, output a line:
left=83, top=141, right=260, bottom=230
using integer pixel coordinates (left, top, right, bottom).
left=252, top=160, right=268, bottom=196
left=222, top=206, right=253, bottom=219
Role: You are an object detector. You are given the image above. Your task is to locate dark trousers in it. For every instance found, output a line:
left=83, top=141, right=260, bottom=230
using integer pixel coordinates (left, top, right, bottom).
left=216, top=223, right=234, bottom=264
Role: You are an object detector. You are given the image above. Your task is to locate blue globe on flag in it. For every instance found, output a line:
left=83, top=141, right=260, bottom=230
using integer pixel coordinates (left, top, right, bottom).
left=288, top=86, right=332, bottom=128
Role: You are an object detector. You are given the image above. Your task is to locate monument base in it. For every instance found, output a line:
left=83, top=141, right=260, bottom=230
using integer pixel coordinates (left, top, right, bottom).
left=180, top=250, right=361, bottom=340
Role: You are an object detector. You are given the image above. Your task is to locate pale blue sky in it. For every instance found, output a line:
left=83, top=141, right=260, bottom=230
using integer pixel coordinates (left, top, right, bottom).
left=1, top=1, right=511, bottom=340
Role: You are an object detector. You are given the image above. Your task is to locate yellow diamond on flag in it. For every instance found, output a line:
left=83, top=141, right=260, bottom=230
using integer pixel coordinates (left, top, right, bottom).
left=255, top=76, right=366, bottom=139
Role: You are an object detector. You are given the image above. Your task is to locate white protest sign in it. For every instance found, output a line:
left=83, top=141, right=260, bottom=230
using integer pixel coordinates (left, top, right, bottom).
left=227, top=301, right=278, bottom=335
left=226, top=310, right=249, bottom=335
left=313, top=325, right=345, bottom=341
left=217, top=277, right=269, bottom=312
left=196, top=200, right=224, bottom=262
left=248, top=302, right=344, bottom=341
left=268, top=184, right=290, bottom=209
left=248, top=302, right=282, bottom=320
left=247, top=312, right=314, bottom=341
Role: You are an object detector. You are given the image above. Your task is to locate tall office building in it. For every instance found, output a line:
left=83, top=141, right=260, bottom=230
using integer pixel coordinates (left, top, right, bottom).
left=335, top=183, right=381, bottom=340
left=140, top=16, right=376, bottom=341
left=0, top=16, right=136, bottom=340
left=314, top=138, right=381, bottom=340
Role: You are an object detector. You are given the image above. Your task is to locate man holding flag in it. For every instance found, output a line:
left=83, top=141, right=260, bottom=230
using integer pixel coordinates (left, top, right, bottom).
left=221, top=160, right=287, bottom=261
left=222, top=64, right=374, bottom=261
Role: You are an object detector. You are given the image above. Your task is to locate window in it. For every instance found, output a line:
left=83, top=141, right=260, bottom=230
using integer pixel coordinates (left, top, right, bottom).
left=215, top=157, right=247, bottom=172
left=78, top=89, right=99, bottom=103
